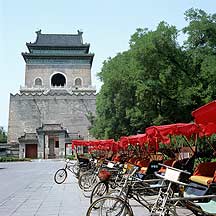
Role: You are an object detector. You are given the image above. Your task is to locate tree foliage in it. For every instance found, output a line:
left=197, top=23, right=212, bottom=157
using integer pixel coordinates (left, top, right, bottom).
left=0, top=127, right=7, bottom=143
left=90, top=8, right=216, bottom=140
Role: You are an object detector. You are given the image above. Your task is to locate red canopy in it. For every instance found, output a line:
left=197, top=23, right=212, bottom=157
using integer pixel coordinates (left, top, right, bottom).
left=145, top=125, right=174, bottom=151
left=192, top=100, right=216, bottom=125
left=72, top=139, right=119, bottom=152
left=174, top=123, right=200, bottom=138
left=145, top=123, right=201, bottom=151
left=71, top=140, right=90, bottom=150
left=72, top=140, right=90, bottom=147
left=119, top=134, right=148, bottom=147
left=146, top=123, right=200, bottom=138
left=198, top=123, right=216, bottom=137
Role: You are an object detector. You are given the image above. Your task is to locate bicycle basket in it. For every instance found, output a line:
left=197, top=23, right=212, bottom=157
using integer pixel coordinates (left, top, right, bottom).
left=98, top=169, right=111, bottom=181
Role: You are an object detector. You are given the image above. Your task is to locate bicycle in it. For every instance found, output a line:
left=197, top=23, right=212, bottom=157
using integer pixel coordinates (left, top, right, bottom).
left=54, top=159, right=80, bottom=184
left=90, top=162, right=124, bottom=205
left=86, top=166, right=165, bottom=215
left=89, top=160, right=165, bottom=206
left=152, top=164, right=216, bottom=216
left=78, top=159, right=110, bottom=197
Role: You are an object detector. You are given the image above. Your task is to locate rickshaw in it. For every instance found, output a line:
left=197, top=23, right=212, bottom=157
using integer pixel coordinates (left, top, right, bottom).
left=86, top=100, right=216, bottom=215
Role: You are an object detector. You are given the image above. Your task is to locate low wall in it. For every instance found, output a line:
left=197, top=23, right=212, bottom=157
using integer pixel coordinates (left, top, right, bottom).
left=0, top=143, right=19, bottom=158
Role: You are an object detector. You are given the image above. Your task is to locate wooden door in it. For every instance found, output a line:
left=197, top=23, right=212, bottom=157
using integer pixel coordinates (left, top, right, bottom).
left=25, top=144, right=37, bottom=158
left=48, top=137, right=55, bottom=158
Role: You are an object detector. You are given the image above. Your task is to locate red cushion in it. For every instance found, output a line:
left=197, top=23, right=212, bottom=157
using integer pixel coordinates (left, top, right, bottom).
left=128, top=157, right=137, bottom=164
left=193, top=162, right=216, bottom=177
left=136, top=159, right=150, bottom=167
left=164, top=159, right=176, bottom=166
left=213, top=170, right=216, bottom=183
left=113, top=156, right=121, bottom=162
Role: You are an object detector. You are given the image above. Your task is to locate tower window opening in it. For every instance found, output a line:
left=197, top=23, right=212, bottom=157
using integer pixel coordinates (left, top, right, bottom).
left=75, top=78, right=82, bottom=86
left=35, top=78, right=42, bottom=86
left=51, top=73, right=66, bottom=87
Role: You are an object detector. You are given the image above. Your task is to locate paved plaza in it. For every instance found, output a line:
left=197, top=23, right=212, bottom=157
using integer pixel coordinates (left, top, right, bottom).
left=0, top=160, right=91, bottom=216
left=0, top=160, right=194, bottom=216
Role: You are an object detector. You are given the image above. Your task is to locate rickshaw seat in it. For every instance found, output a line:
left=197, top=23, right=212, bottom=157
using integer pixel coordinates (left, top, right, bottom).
left=189, top=162, right=216, bottom=186
left=193, top=162, right=216, bottom=177
left=136, top=159, right=150, bottom=167
left=123, top=162, right=135, bottom=174
left=189, top=176, right=213, bottom=186
left=139, top=167, right=148, bottom=174
left=128, top=157, right=137, bottom=164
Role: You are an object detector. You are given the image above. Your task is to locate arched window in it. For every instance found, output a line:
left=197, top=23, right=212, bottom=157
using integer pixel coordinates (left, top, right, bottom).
left=75, top=78, right=82, bottom=86
left=35, top=78, right=42, bottom=86
left=51, top=73, right=66, bottom=86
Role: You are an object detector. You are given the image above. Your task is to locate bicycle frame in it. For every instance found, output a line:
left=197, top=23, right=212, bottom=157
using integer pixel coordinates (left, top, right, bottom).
left=153, top=164, right=216, bottom=215
left=107, top=167, right=166, bottom=212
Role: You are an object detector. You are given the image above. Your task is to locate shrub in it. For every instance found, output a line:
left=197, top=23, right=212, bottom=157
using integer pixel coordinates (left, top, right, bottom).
left=0, top=156, right=31, bottom=162
left=65, top=155, right=76, bottom=160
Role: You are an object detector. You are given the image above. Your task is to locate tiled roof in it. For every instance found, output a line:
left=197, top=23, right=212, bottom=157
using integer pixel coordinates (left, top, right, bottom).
left=22, top=53, right=94, bottom=58
left=37, top=124, right=67, bottom=132
left=18, top=133, right=38, bottom=142
left=28, top=30, right=88, bottom=47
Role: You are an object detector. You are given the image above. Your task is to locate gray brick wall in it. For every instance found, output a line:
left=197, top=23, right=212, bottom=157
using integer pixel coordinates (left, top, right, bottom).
left=7, top=93, right=96, bottom=144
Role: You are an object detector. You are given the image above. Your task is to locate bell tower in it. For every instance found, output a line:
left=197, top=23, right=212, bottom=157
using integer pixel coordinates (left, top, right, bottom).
left=8, top=30, right=96, bottom=159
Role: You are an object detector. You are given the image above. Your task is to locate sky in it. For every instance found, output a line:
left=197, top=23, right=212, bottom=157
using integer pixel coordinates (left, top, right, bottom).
left=0, top=0, right=215, bottom=131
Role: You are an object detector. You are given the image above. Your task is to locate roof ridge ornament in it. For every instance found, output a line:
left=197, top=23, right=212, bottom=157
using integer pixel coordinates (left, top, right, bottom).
left=77, top=30, right=83, bottom=44
left=77, top=30, right=83, bottom=35
left=35, top=29, right=42, bottom=35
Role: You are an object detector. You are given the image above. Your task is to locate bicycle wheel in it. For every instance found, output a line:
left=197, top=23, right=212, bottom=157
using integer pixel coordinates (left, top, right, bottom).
left=78, top=172, right=99, bottom=191
left=90, top=181, right=109, bottom=205
left=54, top=168, right=67, bottom=184
left=86, top=196, right=133, bottom=216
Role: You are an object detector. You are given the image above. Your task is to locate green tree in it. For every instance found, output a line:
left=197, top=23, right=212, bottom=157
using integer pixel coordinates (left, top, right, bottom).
left=90, top=8, right=216, bottom=140
left=129, top=22, right=195, bottom=125
left=91, top=51, right=139, bottom=139
left=183, top=8, right=216, bottom=104
left=0, top=127, right=7, bottom=143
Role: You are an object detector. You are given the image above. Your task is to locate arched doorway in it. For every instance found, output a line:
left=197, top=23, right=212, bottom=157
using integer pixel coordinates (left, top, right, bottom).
left=51, top=73, right=66, bottom=87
